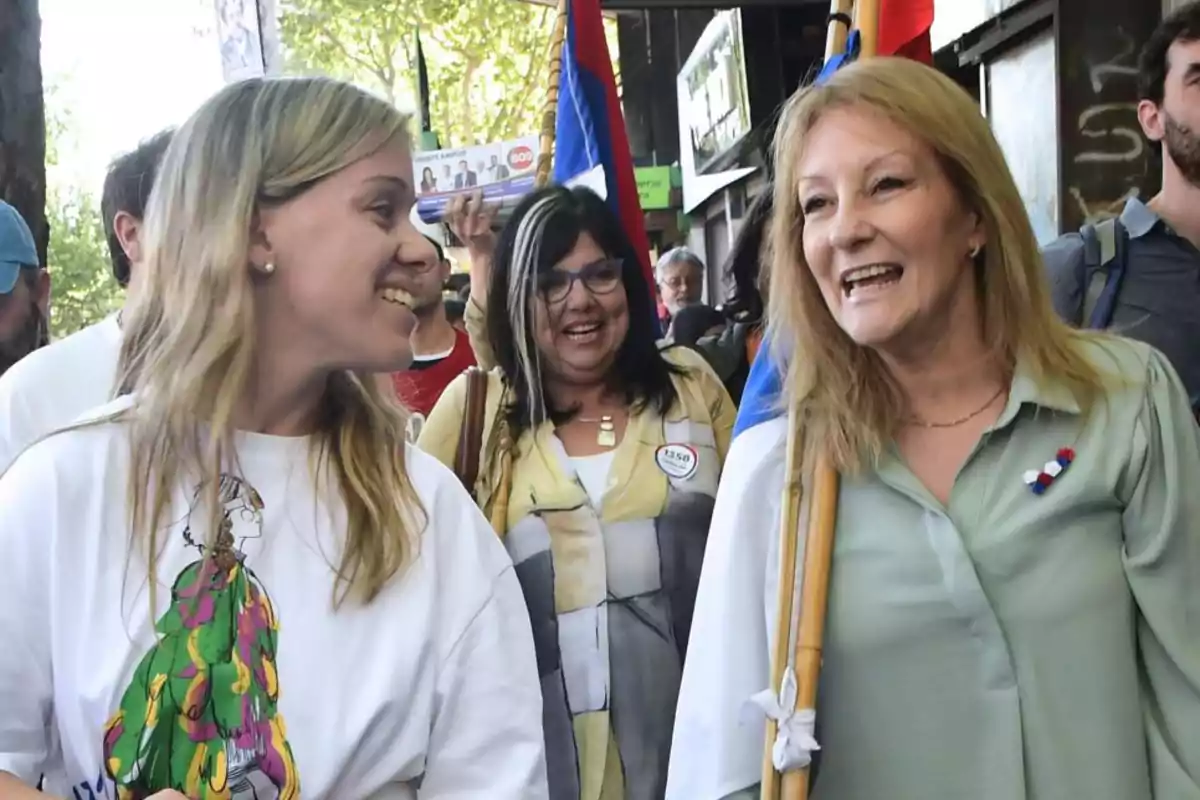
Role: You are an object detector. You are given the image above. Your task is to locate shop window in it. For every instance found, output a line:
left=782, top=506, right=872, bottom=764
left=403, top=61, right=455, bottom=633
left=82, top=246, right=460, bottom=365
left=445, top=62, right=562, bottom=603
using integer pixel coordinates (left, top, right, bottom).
left=986, top=30, right=1060, bottom=245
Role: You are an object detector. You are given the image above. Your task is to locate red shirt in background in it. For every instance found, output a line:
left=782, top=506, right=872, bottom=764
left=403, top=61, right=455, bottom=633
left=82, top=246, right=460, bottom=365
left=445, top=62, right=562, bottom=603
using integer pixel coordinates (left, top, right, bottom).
left=392, top=328, right=476, bottom=438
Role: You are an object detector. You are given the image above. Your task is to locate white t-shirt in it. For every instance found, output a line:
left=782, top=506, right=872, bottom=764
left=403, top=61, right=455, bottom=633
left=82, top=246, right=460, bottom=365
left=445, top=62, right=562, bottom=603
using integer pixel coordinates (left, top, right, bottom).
left=0, top=313, right=122, bottom=471
left=0, top=398, right=548, bottom=799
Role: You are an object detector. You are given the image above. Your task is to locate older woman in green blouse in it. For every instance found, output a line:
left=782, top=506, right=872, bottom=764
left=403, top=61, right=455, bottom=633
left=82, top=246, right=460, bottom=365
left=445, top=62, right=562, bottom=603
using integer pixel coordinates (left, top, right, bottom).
left=668, top=57, right=1200, bottom=800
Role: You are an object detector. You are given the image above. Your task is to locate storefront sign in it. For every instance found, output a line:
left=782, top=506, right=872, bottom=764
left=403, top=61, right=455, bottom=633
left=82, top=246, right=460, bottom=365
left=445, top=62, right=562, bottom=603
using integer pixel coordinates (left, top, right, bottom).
left=636, top=166, right=673, bottom=209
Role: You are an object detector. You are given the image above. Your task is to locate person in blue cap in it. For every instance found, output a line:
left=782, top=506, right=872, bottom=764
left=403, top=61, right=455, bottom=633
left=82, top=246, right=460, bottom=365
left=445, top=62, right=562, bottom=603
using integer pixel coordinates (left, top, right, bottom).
left=0, top=199, right=48, bottom=377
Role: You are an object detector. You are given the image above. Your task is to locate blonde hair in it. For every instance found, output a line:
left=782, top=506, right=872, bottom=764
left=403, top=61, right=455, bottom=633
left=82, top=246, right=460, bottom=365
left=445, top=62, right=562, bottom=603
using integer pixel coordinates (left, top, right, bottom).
left=117, top=76, right=423, bottom=607
left=766, top=58, right=1104, bottom=472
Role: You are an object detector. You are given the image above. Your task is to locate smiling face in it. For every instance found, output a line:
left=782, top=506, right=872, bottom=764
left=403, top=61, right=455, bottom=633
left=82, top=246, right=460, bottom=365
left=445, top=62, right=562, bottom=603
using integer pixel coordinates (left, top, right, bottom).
left=532, top=231, right=629, bottom=386
left=251, top=137, right=437, bottom=374
left=797, top=105, right=984, bottom=352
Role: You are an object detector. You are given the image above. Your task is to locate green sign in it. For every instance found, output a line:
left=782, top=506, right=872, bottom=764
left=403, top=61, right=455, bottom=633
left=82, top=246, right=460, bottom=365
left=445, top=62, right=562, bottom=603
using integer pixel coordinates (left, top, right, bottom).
left=417, top=130, right=441, bottom=152
left=636, top=166, right=673, bottom=209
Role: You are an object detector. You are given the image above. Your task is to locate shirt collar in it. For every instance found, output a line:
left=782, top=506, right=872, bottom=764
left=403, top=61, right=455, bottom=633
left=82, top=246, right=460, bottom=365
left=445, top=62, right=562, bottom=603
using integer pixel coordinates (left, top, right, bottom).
left=1120, top=197, right=1164, bottom=239
left=992, top=353, right=1081, bottom=430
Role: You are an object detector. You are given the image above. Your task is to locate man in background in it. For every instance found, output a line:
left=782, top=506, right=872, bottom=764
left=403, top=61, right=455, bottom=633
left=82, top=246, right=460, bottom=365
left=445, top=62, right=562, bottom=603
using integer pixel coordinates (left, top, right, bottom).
left=455, top=159, right=478, bottom=189
left=486, top=154, right=511, bottom=182
left=391, top=235, right=476, bottom=441
left=0, top=200, right=49, bottom=378
left=1044, top=2, right=1200, bottom=416
left=0, top=129, right=173, bottom=470
left=655, top=246, right=705, bottom=327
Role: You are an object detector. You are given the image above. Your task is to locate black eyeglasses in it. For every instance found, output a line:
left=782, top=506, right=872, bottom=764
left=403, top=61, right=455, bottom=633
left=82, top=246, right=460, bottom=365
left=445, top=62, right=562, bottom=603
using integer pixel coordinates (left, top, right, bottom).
left=536, top=258, right=623, bottom=303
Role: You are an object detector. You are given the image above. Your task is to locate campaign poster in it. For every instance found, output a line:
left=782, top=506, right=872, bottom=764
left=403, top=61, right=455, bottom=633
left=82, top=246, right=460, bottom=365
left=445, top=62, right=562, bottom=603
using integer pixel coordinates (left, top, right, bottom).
left=413, top=135, right=539, bottom=223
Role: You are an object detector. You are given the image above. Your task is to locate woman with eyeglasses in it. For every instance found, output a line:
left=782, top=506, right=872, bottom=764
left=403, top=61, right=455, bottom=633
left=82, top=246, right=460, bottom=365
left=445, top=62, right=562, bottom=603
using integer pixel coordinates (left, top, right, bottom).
left=419, top=185, right=736, bottom=799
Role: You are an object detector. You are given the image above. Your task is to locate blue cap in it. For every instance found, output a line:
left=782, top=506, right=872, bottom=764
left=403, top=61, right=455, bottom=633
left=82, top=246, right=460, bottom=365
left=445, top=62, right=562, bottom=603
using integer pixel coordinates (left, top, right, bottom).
left=0, top=200, right=38, bottom=295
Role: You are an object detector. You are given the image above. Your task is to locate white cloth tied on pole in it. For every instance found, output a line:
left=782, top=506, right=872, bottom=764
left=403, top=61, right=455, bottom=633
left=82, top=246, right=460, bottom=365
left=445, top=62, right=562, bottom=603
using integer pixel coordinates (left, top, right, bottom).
left=744, top=666, right=820, bottom=772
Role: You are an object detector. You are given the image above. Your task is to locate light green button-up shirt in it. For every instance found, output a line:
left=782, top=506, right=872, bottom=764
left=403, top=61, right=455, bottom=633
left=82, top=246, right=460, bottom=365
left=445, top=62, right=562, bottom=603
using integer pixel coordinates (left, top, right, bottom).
left=667, top=335, right=1200, bottom=800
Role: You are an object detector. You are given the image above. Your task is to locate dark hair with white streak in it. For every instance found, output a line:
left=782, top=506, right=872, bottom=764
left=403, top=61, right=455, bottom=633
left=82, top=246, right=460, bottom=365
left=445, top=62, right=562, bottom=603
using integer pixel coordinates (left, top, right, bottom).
left=486, top=185, right=682, bottom=436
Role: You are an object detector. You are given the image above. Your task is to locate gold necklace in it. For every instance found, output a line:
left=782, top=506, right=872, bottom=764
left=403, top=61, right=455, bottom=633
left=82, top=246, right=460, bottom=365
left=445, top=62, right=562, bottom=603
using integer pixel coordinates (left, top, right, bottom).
left=908, top=385, right=1006, bottom=429
left=578, top=415, right=618, bottom=447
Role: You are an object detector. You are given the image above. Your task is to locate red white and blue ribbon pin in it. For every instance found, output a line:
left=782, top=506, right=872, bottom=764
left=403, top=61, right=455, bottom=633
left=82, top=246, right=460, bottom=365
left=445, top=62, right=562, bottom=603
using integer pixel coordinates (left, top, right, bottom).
left=1023, top=448, right=1075, bottom=495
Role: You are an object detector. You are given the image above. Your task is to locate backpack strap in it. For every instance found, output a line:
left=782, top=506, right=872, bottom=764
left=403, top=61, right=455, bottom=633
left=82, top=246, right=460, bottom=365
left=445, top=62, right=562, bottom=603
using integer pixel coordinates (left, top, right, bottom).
left=453, top=367, right=488, bottom=494
left=1080, top=217, right=1128, bottom=330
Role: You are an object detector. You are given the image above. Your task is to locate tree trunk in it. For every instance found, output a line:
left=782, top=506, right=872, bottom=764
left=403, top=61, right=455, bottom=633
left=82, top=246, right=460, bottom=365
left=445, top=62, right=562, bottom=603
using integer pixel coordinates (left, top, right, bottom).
left=0, top=0, right=48, bottom=267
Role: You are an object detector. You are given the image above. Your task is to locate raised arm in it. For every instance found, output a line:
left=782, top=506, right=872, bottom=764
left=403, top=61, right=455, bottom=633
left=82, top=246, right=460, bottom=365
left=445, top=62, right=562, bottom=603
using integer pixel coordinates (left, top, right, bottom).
left=445, top=192, right=499, bottom=370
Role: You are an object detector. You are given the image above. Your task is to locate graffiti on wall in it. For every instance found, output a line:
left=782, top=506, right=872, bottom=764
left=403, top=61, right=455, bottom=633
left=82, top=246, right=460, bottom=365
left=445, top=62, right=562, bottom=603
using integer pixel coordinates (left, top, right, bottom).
left=1065, top=26, right=1155, bottom=225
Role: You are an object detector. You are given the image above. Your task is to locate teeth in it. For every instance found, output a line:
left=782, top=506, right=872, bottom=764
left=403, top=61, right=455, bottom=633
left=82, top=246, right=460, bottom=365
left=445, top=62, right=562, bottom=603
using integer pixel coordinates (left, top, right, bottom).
left=842, top=264, right=902, bottom=295
left=843, top=264, right=901, bottom=284
left=565, top=323, right=601, bottom=334
left=381, top=287, right=416, bottom=308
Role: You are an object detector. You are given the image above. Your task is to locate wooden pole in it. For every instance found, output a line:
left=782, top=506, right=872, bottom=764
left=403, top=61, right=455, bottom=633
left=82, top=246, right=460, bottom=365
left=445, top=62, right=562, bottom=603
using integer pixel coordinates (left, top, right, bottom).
left=825, top=0, right=855, bottom=63
left=480, top=0, right=567, bottom=538
left=760, top=416, right=806, bottom=800
left=779, top=452, right=839, bottom=800
left=854, top=0, right=881, bottom=58
left=535, top=0, right=569, bottom=189
left=762, top=2, right=857, bottom=798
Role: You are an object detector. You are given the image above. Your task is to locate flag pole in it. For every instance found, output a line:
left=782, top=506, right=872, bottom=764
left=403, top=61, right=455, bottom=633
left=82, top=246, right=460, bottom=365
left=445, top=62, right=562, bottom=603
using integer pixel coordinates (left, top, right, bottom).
left=535, top=0, right=569, bottom=189
left=763, top=2, right=855, bottom=799
left=487, top=0, right=568, bottom=538
left=824, top=0, right=854, bottom=62
left=778, top=451, right=839, bottom=800
left=855, top=0, right=881, bottom=57
left=414, top=29, right=434, bottom=147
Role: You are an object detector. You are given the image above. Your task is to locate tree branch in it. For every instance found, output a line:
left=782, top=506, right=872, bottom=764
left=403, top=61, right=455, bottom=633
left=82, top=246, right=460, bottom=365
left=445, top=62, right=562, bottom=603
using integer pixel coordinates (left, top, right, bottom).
left=486, top=48, right=545, bottom=142
left=320, top=21, right=386, bottom=81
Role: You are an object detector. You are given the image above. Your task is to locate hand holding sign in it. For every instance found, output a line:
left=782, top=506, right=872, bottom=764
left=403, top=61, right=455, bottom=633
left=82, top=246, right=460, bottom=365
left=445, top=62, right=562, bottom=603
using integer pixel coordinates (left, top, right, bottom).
left=446, top=190, right=499, bottom=257
left=446, top=190, right=500, bottom=307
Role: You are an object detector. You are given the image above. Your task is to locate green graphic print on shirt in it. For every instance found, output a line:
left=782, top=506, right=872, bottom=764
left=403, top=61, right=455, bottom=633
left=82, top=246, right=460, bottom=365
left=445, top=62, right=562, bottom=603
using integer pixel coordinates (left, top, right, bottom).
left=102, top=475, right=300, bottom=800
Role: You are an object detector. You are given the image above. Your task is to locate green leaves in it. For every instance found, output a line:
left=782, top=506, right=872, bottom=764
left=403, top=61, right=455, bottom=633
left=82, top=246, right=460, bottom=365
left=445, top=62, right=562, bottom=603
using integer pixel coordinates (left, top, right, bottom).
left=42, top=83, right=123, bottom=340
left=277, top=0, right=573, bottom=146
left=45, top=185, right=122, bottom=340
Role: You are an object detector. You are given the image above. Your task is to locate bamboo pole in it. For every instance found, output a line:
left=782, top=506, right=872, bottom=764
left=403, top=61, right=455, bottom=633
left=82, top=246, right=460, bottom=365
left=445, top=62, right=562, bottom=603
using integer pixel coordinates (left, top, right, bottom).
left=483, top=0, right=567, bottom=538
left=535, top=0, right=569, bottom=189
left=779, top=452, right=839, bottom=800
left=760, top=414, right=807, bottom=800
left=854, top=0, right=881, bottom=59
left=761, top=2, right=857, bottom=798
left=825, top=0, right=855, bottom=63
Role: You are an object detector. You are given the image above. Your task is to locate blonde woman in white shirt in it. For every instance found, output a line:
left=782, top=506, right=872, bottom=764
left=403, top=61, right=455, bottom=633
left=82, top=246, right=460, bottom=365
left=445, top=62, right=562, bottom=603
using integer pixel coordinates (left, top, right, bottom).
left=0, top=76, right=547, bottom=800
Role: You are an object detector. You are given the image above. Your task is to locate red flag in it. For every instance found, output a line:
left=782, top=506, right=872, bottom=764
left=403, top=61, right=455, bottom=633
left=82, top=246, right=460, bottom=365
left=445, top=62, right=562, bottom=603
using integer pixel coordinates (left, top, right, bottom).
left=878, top=0, right=935, bottom=64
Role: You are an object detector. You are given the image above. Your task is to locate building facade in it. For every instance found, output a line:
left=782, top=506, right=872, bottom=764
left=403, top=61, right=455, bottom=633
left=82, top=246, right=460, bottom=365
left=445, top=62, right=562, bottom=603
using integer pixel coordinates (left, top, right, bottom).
left=611, top=0, right=1175, bottom=308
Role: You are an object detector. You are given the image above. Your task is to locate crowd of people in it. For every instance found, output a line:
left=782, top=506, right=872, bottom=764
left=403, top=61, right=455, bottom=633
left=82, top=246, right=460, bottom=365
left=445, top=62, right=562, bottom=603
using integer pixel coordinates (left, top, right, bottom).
left=0, top=3, right=1197, bottom=800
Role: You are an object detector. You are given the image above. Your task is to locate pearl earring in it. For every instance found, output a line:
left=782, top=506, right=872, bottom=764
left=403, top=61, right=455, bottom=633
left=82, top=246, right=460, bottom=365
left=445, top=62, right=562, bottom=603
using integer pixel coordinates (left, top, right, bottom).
left=262, top=262, right=276, bottom=275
